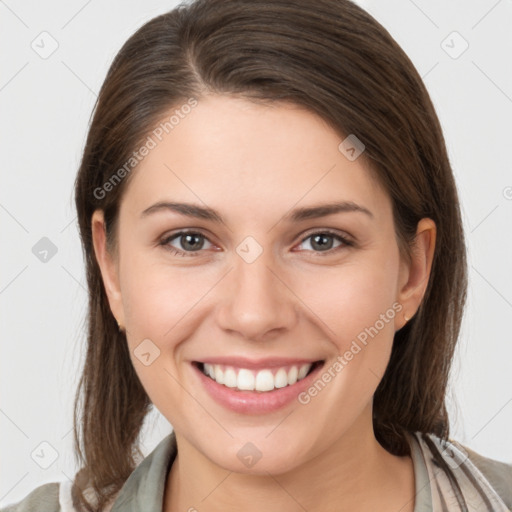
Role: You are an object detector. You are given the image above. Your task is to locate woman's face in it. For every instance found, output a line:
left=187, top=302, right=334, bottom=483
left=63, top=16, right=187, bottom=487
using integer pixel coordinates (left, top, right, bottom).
left=93, top=94, right=434, bottom=473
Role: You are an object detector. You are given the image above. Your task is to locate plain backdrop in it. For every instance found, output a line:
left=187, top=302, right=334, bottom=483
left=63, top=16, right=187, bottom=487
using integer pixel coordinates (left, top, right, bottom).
left=1, top=0, right=511, bottom=507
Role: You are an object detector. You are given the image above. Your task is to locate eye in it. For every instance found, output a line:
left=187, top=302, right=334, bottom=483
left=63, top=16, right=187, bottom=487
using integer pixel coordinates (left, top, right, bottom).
left=295, top=230, right=353, bottom=255
left=160, top=230, right=214, bottom=257
left=159, top=229, right=353, bottom=258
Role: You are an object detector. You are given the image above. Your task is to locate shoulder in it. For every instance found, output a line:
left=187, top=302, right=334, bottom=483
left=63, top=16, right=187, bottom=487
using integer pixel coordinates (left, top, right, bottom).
left=0, top=482, right=61, bottom=512
left=414, top=432, right=512, bottom=509
left=461, top=442, right=512, bottom=509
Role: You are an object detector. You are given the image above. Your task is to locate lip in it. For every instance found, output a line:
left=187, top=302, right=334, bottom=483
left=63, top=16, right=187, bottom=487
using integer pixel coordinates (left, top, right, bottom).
left=196, top=356, right=320, bottom=370
left=191, top=359, right=325, bottom=415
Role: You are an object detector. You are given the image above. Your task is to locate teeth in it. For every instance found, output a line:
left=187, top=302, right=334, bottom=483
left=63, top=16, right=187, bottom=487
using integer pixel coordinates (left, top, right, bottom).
left=202, top=362, right=314, bottom=392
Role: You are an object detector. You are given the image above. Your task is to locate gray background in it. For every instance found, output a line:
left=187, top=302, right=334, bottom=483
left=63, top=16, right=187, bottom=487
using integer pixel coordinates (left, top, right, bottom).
left=1, top=0, right=511, bottom=507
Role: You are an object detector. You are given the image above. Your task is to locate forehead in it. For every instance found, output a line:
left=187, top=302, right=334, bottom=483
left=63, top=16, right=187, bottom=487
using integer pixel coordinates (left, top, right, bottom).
left=119, top=94, right=391, bottom=226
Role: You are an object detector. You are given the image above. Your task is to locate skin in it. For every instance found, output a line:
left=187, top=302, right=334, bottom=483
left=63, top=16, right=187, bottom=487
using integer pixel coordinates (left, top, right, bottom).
left=92, top=94, right=436, bottom=512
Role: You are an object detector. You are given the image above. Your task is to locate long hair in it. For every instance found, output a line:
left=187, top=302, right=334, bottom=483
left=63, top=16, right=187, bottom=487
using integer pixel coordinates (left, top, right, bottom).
left=72, top=0, right=468, bottom=509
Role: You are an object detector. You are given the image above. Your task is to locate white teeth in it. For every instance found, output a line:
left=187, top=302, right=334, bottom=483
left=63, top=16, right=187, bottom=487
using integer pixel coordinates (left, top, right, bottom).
left=201, top=362, right=315, bottom=392
left=256, top=369, right=277, bottom=391
left=297, top=364, right=310, bottom=380
left=273, top=368, right=288, bottom=389
left=287, top=366, right=298, bottom=385
left=237, top=369, right=255, bottom=390
left=213, top=365, right=223, bottom=384
left=223, top=367, right=237, bottom=388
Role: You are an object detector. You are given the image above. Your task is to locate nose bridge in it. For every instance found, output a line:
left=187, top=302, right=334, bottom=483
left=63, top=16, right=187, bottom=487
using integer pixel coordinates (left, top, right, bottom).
left=216, top=239, right=297, bottom=340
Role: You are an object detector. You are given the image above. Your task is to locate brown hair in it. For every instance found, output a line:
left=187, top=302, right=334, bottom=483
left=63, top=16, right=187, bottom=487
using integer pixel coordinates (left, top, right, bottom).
left=72, top=0, right=467, bottom=510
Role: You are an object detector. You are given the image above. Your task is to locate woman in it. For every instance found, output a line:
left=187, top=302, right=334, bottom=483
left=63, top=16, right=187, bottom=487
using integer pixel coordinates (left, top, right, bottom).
left=3, top=0, right=511, bottom=511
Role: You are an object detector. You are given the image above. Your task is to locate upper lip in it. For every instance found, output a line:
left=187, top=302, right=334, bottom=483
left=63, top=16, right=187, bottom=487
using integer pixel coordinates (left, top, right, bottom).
left=194, top=356, right=324, bottom=370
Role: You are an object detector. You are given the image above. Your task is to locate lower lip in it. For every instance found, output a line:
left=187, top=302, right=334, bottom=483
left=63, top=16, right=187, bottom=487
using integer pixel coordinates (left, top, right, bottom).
left=192, top=361, right=325, bottom=415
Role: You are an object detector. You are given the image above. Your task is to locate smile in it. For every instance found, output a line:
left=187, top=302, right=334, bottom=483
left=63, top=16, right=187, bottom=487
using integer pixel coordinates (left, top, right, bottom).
left=191, top=359, right=326, bottom=415
left=196, top=361, right=323, bottom=392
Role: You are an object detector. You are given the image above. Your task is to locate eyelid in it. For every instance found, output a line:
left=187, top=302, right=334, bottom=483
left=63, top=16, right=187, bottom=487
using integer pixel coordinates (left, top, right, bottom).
left=296, top=227, right=354, bottom=245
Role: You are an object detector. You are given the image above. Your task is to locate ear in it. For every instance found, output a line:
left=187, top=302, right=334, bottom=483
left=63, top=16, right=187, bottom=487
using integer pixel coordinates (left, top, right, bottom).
left=91, top=209, right=125, bottom=329
left=395, top=218, right=436, bottom=330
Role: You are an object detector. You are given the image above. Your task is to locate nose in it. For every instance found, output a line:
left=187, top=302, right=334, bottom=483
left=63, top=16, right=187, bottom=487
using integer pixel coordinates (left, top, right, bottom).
left=216, top=248, right=298, bottom=342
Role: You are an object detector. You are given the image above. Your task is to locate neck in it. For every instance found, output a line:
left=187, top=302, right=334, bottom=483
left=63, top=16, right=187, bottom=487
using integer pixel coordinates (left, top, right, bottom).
left=164, top=406, right=415, bottom=512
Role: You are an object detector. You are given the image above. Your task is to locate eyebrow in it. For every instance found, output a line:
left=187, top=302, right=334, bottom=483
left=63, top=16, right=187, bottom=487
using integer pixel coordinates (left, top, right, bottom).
left=140, top=200, right=373, bottom=223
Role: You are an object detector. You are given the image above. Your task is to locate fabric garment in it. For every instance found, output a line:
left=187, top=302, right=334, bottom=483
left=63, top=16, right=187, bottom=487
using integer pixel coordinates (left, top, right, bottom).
left=1, top=431, right=511, bottom=511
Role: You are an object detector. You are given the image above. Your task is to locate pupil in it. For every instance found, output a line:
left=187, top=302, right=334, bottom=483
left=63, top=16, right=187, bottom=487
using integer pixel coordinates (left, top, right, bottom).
left=182, top=234, right=203, bottom=251
left=312, top=234, right=333, bottom=251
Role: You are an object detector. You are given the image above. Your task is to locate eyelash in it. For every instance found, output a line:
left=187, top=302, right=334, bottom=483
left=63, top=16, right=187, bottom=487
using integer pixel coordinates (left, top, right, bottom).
left=159, top=229, right=354, bottom=258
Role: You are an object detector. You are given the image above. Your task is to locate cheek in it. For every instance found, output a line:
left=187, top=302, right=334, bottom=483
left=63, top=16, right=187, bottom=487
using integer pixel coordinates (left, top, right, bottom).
left=296, top=256, right=400, bottom=343
left=276, top=255, right=402, bottom=441
left=119, top=248, right=218, bottom=342
left=117, top=252, right=214, bottom=406
left=295, top=253, right=401, bottom=410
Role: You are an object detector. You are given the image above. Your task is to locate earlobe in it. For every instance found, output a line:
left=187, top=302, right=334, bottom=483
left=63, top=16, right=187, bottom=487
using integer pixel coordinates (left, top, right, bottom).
left=91, top=209, right=125, bottom=328
left=395, top=218, right=436, bottom=329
